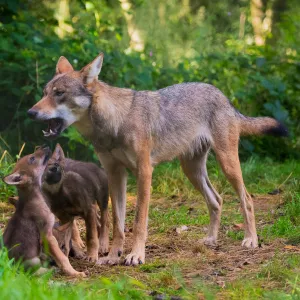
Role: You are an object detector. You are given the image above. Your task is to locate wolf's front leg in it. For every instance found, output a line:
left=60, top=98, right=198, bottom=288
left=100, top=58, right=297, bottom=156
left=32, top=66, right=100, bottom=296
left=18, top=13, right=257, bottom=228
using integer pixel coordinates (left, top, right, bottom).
left=125, top=148, right=152, bottom=266
left=71, top=219, right=86, bottom=259
left=46, top=233, right=86, bottom=277
left=72, top=219, right=85, bottom=249
left=97, top=161, right=127, bottom=265
left=85, top=205, right=100, bottom=262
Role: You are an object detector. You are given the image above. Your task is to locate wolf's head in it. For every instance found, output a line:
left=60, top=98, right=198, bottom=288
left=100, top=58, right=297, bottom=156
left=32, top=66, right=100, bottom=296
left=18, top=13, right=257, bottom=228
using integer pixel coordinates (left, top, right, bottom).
left=27, top=54, right=104, bottom=139
left=43, top=143, right=66, bottom=188
left=3, top=146, right=51, bottom=188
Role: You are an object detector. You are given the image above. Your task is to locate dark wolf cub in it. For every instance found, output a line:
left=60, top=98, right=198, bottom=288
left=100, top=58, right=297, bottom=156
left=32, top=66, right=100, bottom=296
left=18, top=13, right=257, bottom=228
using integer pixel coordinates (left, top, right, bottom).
left=42, top=144, right=109, bottom=262
left=1, top=146, right=85, bottom=277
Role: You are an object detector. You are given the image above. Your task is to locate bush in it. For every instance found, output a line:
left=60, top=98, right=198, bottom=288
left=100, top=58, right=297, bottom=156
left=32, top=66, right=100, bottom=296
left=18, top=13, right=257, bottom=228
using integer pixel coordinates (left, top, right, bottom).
left=0, top=0, right=299, bottom=161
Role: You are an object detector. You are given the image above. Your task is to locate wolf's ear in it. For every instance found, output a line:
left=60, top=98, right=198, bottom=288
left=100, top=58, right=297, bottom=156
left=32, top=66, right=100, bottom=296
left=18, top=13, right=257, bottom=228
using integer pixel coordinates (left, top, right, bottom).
left=56, top=56, right=74, bottom=74
left=3, top=172, right=28, bottom=186
left=80, top=53, right=104, bottom=84
left=52, top=144, right=65, bottom=162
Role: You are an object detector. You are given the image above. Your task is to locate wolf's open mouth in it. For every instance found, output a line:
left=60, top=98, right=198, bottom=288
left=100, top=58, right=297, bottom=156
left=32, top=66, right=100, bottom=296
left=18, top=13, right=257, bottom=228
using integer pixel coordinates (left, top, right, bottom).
left=42, top=118, right=64, bottom=138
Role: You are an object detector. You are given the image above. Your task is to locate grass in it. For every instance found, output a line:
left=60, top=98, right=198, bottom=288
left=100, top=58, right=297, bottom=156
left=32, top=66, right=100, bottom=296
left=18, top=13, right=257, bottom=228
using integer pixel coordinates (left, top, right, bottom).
left=0, top=150, right=300, bottom=299
left=0, top=246, right=149, bottom=299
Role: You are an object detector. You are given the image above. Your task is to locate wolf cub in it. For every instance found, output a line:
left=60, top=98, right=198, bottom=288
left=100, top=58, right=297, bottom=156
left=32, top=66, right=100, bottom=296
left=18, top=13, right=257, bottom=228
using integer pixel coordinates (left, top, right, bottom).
left=42, top=144, right=109, bottom=262
left=2, top=146, right=85, bottom=277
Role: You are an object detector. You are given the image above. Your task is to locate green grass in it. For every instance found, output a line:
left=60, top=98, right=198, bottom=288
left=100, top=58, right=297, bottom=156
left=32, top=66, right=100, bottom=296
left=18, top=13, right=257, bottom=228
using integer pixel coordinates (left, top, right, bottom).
left=261, top=192, right=300, bottom=241
left=1, top=155, right=300, bottom=299
left=128, top=155, right=300, bottom=199
left=0, top=246, right=149, bottom=300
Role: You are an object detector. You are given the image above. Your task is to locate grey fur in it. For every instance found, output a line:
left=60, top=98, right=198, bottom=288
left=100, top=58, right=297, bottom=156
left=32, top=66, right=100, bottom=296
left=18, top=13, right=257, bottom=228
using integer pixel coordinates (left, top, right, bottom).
left=29, top=55, right=287, bottom=266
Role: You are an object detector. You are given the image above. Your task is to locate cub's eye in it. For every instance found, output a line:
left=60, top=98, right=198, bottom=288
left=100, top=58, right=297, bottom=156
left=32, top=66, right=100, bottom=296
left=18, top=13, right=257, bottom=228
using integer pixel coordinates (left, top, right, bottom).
left=29, top=156, right=35, bottom=163
left=55, top=91, right=64, bottom=97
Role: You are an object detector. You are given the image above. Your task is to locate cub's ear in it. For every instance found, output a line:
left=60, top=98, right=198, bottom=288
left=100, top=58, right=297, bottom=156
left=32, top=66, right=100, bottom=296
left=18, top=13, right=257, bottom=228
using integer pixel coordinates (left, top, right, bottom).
left=52, top=143, right=65, bottom=162
left=3, top=172, right=28, bottom=186
left=56, top=56, right=74, bottom=74
left=80, top=53, right=104, bottom=84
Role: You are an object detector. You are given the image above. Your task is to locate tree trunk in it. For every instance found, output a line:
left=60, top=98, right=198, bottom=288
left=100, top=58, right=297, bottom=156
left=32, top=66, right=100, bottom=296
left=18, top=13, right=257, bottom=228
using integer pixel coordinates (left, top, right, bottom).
left=55, top=0, right=73, bottom=38
left=120, top=0, right=144, bottom=52
left=250, top=0, right=265, bottom=45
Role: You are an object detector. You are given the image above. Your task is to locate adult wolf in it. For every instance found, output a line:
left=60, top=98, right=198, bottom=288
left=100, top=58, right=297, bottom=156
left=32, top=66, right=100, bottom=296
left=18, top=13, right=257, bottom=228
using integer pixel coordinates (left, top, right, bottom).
left=28, top=53, right=288, bottom=266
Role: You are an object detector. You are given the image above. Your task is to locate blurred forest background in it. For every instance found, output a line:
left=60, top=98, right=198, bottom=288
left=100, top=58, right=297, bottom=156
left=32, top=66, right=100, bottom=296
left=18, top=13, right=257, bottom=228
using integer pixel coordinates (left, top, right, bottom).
left=0, top=0, right=299, bottom=162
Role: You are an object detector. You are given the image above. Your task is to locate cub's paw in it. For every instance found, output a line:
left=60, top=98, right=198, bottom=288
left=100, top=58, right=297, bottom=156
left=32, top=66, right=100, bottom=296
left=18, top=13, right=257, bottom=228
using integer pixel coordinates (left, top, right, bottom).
left=96, top=255, right=120, bottom=265
left=98, top=240, right=109, bottom=256
left=86, top=253, right=98, bottom=263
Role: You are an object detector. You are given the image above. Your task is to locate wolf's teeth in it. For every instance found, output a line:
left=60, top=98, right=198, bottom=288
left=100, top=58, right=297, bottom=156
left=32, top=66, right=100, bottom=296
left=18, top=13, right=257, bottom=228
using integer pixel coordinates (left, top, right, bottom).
left=49, top=129, right=54, bottom=134
left=43, top=130, right=51, bottom=137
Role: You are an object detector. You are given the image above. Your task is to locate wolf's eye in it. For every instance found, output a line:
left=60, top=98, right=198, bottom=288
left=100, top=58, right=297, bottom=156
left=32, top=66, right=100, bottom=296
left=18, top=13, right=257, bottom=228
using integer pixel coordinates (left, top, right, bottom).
left=29, top=156, right=35, bottom=163
left=55, top=91, right=64, bottom=97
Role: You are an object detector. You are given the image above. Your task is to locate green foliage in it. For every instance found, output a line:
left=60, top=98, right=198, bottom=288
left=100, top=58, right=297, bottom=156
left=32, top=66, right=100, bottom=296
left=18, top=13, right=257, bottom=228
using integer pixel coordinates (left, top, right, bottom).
left=0, top=0, right=299, bottom=160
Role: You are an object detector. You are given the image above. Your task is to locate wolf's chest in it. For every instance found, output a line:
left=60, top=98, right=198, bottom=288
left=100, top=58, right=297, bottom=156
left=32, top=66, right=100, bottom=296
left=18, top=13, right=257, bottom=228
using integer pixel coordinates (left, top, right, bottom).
left=110, top=148, right=138, bottom=172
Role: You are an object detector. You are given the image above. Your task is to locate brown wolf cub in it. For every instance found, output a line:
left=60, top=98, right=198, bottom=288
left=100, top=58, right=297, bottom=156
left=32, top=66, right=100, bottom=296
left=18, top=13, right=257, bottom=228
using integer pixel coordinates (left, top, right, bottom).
left=1, top=146, right=85, bottom=277
left=42, top=144, right=109, bottom=262
left=7, top=197, right=77, bottom=267
left=28, top=54, right=288, bottom=266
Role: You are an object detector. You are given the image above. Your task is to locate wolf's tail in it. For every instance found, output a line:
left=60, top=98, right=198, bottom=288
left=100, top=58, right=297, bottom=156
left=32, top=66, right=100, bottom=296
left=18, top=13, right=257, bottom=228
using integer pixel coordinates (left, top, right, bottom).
left=238, top=115, right=288, bottom=137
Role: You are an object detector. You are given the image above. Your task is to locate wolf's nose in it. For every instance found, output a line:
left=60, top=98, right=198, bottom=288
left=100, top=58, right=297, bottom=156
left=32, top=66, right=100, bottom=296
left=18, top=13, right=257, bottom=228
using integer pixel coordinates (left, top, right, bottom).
left=27, top=109, right=38, bottom=119
left=49, top=166, right=57, bottom=172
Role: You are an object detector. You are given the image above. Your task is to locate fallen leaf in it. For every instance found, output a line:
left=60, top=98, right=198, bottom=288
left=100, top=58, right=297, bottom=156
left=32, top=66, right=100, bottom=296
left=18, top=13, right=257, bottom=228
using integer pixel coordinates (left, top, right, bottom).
left=233, top=223, right=244, bottom=230
left=284, top=245, right=300, bottom=251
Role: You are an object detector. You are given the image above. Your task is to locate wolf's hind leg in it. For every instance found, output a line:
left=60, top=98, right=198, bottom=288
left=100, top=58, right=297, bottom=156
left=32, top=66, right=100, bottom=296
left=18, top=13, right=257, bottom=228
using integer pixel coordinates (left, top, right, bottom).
left=23, top=257, right=41, bottom=269
left=180, top=150, right=223, bottom=246
left=213, top=135, right=258, bottom=248
left=24, top=257, right=49, bottom=275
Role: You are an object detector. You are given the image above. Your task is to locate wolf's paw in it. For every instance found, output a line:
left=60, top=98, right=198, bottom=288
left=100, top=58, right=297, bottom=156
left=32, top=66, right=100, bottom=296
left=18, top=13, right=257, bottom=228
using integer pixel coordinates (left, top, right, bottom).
left=73, top=271, right=87, bottom=278
left=203, top=236, right=217, bottom=247
left=64, top=269, right=87, bottom=278
left=124, top=251, right=145, bottom=266
left=77, top=240, right=85, bottom=249
left=86, top=253, right=98, bottom=263
left=98, top=239, right=109, bottom=256
left=96, top=255, right=120, bottom=265
left=73, top=249, right=86, bottom=260
left=241, top=236, right=258, bottom=248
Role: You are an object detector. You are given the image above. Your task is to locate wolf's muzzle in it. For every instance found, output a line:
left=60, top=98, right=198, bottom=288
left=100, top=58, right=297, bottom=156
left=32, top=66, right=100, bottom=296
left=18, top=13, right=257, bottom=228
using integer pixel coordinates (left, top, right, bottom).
left=27, top=109, right=38, bottom=119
